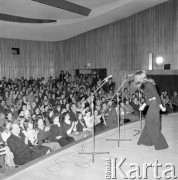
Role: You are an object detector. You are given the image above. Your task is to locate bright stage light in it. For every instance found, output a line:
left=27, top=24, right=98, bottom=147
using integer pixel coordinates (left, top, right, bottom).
left=155, top=56, right=164, bottom=66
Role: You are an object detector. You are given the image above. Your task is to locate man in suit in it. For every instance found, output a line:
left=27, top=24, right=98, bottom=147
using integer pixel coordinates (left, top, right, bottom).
left=7, top=123, right=50, bottom=166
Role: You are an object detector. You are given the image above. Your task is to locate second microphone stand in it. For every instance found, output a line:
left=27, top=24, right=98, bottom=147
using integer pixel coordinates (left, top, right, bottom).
left=79, top=78, right=110, bottom=163
left=133, top=90, right=143, bottom=136
left=106, top=76, right=132, bottom=147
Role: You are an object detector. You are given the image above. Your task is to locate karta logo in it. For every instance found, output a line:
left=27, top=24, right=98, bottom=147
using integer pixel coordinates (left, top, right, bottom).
left=105, top=158, right=177, bottom=179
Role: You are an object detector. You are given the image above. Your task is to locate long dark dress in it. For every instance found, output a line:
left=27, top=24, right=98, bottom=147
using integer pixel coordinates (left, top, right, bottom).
left=138, top=81, right=169, bottom=150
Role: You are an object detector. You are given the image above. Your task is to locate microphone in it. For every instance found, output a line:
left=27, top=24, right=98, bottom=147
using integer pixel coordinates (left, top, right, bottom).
left=127, top=73, right=134, bottom=77
left=126, top=73, right=134, bottom=79
left=103, top=75, right=112, bottom=81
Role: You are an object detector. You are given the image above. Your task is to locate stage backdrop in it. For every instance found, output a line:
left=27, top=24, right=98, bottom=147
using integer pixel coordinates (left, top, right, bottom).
left=147, top=75, right=178, bottom=97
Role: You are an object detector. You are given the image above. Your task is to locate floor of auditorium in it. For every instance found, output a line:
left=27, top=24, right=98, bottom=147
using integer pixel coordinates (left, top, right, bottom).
left=1, top=113, right=178, bottom=180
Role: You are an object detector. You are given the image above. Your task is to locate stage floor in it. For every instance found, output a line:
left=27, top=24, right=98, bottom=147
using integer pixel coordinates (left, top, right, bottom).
left=1, top=113, right=178, bottom=180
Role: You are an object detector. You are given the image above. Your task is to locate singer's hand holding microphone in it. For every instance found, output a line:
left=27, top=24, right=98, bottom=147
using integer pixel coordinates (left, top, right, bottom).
left=159, top=104, right=166, bottom=112
left=139, top=103, right=146, bottom=111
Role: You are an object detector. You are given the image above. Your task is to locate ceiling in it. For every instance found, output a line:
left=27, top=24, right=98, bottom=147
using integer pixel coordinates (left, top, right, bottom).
left=0, top=0, right=168, bottom=41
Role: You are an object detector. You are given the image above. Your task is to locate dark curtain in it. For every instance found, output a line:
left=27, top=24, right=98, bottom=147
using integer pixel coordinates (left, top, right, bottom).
left=147, top=75, right=178, bottom=97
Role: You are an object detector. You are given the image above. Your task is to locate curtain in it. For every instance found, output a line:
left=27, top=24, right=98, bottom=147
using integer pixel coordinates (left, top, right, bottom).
left=147, top=75, right=178, bottom=97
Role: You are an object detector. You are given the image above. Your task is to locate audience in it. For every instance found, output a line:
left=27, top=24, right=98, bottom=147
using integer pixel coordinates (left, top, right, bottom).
left=0, top=71, right=174, bottom=169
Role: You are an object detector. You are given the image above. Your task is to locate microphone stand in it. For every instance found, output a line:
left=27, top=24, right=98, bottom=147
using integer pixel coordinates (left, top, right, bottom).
left=106, top=76, right=132, bottom=147
left=133, top=111, right=142, bottom=136
left=133, top=89, right=143, bottom=136
left=79, top=77, right=110, bottom=163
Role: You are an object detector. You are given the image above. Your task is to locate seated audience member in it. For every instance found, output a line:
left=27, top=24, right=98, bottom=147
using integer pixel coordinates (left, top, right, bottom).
left=160, top=94, right=173, bottom=114
left=101, top=96, right=106, bottom=103
left=105, top=89, right=114, bottom=101
left=37, top=119, right=60, bottom=151
left=76, top=112, right=88, bottom=132
left=53, top=105, right=61, bottom=116
left=75, top=112, right=91, bottom=138
left=0, top=113, right=6, bottom=127
left=0, top=100, right=8, bottom=115
left=9, top=106, right=18, bottom=120
left=6, top=111, right=16, bottom=123
left=121, top=99, right=139, bottom=122
left=163, top=90, right=169, bottom=99
left=32, top=107, right=43, bottom=122
left=0, top=121, right=12, bottom=167
left=61, top=112, right=85, bottom=141
left=171, top=91, right=178, bottom=112
left=21, top=103, right=31, bottom=119
left=7, top=123, right=50, bottom=166
left=83, top=110, right=93, bottom=129
left=130, top=97, right=140, bottom=117
left=100, top=102, right=110, bottom=120
left=4, top=120, right=12, bottom=134
left=69, top=103, right=78, bottom=122
left=48, top=110, right=55, bottom=124
left=42, top=105, right=51, bottom=126
left=93, top=110, right=107, bottom=133
left=131, top=94, right=136, bottom=101
left=17, top=116, right=26, bottom=131
left=49, top=93, right=57, bottom=107
left=0, top=126, right=15, bottom=167
left=5, top=94, right=14, bottom=107
left=22, top=121, right=38, bottom=146
left=65, top=103, right=70, bottom=112
left=18, top=110, right=26, bottom=120
left=103, top=77, right=115, bottom=93
left=50, top=115, right=75, bottom=147
left=30, top=102, right=37, bottom=115
left=123, top=88, right=131, bottom=102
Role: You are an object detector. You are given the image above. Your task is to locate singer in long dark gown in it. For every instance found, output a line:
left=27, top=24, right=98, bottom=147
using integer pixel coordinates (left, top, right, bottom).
left=134, top=71, right=168, bottom=150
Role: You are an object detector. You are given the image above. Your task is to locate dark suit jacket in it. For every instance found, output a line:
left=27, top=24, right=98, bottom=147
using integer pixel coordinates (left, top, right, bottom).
left=7, top=134, right=42, bottom=165
left=37, top=128, right=51, bottom=145
left=69, top=109, right=78, bottom=122
left=130, top=101, right=140, bottom=116
left=50, top=124, right=68, bottom=138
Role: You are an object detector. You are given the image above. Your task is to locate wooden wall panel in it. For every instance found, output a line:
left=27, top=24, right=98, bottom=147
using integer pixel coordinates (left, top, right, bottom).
left=0, top=0, right=177, bottom=90
left=57, top=0, right=178, bottom=89
left=0, top=38, right=63, bottom=79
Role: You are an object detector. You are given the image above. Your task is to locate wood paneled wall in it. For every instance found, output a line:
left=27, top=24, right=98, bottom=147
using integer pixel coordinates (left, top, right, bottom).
left=0, top=38, right=64, bottom=79
left=57, top=0, right=178, bottom=88
left=0, top=0, right=177, bottom=89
